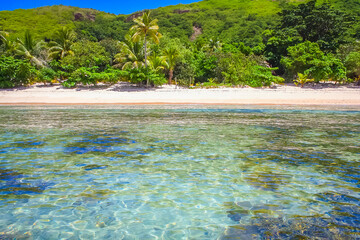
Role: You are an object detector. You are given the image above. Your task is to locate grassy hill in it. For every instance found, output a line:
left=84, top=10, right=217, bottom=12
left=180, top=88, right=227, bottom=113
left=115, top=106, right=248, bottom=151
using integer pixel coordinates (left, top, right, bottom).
left=0, top=5, right=117, bottom=40
left=0, top=0, right=359, bottom=44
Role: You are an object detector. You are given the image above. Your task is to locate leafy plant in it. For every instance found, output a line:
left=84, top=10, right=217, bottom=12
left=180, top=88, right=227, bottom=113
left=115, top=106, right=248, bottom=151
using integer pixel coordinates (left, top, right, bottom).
left=131, top=10, right=162, bottom=86
left=294, top=73, right=314, bottom=88
left=38, top=67, right=57, bottom=85
left=281, top=41, right=346, bottom=82
left=124, top=67, right=166, bottom=86
left=0, top=56, right=36, bottom=88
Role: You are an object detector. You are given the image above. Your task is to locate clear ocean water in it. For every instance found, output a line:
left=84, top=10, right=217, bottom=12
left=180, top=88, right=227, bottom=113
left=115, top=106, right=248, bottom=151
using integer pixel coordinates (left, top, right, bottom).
left=0, top=105, right=359, bottom=239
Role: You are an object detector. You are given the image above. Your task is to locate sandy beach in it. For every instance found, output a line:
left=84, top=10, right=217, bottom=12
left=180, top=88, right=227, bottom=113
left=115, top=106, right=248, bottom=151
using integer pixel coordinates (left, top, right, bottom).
left=0, top=83, right=359, bottom=105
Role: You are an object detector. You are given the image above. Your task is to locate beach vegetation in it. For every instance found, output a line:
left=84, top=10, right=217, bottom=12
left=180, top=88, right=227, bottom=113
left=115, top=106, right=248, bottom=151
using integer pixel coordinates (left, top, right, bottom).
left=131, top=10, right=162, bottom=86
left=0, top=0, right=359, bottom=88
left=0, top=56, right=37, bottom=88
left=293, top=73, right=314, bottom=88
left=48, top=27, right=76, bottom=60
left=163, top=47, right=180, bottom=84
left=281, top=41, right=346, bottom=83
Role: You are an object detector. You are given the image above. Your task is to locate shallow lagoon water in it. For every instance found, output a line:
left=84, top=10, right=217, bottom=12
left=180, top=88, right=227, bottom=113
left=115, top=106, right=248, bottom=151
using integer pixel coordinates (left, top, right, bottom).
left=0, top=105, right=359, bottom=239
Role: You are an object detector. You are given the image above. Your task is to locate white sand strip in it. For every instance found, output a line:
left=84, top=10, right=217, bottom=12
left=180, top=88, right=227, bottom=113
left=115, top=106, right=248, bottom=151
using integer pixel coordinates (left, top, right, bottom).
left=0, top=83, right=359, bottom=105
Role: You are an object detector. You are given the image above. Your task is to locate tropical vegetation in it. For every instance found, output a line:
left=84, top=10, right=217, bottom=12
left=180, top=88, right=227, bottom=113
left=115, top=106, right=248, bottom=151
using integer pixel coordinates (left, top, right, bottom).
left=1, top=0, right=360, bottom=89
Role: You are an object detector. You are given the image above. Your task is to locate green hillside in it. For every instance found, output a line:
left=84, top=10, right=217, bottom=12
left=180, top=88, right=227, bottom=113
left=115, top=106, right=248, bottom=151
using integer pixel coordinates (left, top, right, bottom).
left=1, top=0, right=359, bottom=44
left=1, top=0, right=360, bottom=89
left=0, top=5, right=119, bottom=40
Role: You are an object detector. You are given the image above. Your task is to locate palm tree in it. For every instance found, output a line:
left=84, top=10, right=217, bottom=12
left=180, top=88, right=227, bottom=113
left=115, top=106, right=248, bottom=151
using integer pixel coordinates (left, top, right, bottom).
left=0, top=31, right=17, bottom=56
left=163, top=47, right=180, bottom=84
left=0, top=31, right=8, bottom=44
left=16, top=30, right=47, bottom=68
left=131, top=10, right=162, bottom=86
left=206, top=38, right=222, bottom=52
left=114, top=33, right=146, bottom=69
left=49, top=27, right=76, bottom=59
left=148, top=53, right=167, bottom=72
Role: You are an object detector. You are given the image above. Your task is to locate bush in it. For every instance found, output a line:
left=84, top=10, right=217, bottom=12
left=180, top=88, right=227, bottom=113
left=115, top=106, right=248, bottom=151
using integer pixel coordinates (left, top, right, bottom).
left=62, top=67, right=97, bottom=87
left=0, top=56, right=36, bottom=88
left=245, top=65, right=284, bottom=87
left=124, top=67, right=167, bottom=86
left=38, top=67, right=57, bottom=84
left=281, top=41, right=347, bottom=82
left=218, top=52, right=283, bottom=87
left=60, top=40, right=110, bottom=70
left=61, top=67, right=126, bottom=88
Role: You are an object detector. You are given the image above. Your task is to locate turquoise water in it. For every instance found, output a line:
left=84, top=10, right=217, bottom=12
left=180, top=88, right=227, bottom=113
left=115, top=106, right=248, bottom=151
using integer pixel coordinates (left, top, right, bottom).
left=0, top=105, right=359, bottom=239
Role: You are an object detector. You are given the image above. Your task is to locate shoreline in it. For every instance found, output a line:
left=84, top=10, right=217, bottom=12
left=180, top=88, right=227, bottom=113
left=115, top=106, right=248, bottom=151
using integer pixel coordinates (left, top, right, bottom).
left=1, top=83, right=360, bottom=106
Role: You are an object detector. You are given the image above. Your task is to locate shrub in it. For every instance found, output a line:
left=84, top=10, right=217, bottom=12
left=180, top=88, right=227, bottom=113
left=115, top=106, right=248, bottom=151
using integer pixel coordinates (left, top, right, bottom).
left=61, top=67, right=126, bottom=88
left=0, top=56, right=36, bottom=88
left=38, top=67, right=57, bottom=84
left=124, top=67, right=167, bottom=86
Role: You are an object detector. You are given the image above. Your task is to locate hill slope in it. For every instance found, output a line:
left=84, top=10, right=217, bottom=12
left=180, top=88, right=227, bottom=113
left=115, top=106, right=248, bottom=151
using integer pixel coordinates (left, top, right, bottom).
left=0, top=5, right=117, bottom=39
left=0, top=0, right=359, bottom=44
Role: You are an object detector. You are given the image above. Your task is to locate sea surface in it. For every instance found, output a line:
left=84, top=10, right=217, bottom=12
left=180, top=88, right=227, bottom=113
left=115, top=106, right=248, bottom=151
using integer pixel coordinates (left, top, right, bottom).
left=0, top=105, right=359, bottom=239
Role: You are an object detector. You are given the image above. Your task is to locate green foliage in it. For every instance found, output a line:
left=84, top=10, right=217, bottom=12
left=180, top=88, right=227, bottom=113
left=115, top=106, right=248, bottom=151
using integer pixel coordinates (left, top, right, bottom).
left=1, top=0, right=359, bottom=89
left=124, top=67, right=166, bottom=86
left=16, top=30, right=48, bottom=68
left=163, top=47, right=180, bottom=83
left=38, top=67, right=57, bottom=84
left=246, top=65, right=284, bottom=87
left=344, top=51, right=360, bottom=79
left=99, top=38, right=121, bottom=64
left=194, top=51, right=218, bottom=82
left=294, top=73, right=314, bottom=87
left=281, top=41, right=346, bottom=82
left=130, top=11, right=162, bottom=86
left=61, top=40, right=109, bottom=70
left=114, top=31, right=145, bottom=70
left=0, top=56, right=36, bottom=88
left=49, top=27, right=76, bottom=60
left=62, top=67, right=125, bottom=87
left=278, top=0, right=354, bottom=52
left=75, top=14, right=132, bottom=42
left=218, top=52, right=283, bottom=87
left=263, top=28, right=302, bottom=73
left=0, top=5, right=97, bottom=39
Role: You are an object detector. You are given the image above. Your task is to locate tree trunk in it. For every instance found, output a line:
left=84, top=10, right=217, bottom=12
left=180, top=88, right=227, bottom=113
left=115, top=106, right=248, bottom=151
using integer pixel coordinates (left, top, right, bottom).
left=168, top=68, right=173, bottom=85
left=144, top=36, right=149, bottom=87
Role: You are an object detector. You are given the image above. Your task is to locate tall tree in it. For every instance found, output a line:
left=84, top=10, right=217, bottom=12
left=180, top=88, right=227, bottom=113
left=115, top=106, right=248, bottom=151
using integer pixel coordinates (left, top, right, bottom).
left=278, top=0, right=354, bottom=52
left=49, top=27, right=76, bottom=60
left=0, top=31, right=8, bottom=45
left=16, top=30, right=47, bottom=68
left=148, top=52, right=167, bottom=73
left=114, top=32, right=146, bottom=69
left=131, top=10, right=162, bottom=86
left=0, top=31, right=17, bottom=56
left=163, top=47, right=180, bottom=84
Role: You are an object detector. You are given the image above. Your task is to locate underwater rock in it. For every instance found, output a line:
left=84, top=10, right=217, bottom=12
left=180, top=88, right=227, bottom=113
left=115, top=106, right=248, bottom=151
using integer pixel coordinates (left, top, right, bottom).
left=243, top=172, right=291, bottom=191
left=223, top=200, right=360, bottom=239
left=0, top=169, right=53, bottom=197
left=221, top=216, right=352, bottom=240
left=0, top=231, right=31, bottom=240
left=81, top=164, right=108, bottom=171
left=0, top=169, right=23, bottom=181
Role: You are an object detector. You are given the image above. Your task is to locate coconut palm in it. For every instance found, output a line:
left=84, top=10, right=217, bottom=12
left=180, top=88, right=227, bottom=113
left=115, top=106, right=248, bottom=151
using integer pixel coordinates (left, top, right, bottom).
left=0, top=31, right=8, bottom=44
left=206, top=38, right=222, bottom=52
left=0, top=31, right=17, bottom=56
left=148, top=53, right=167, bottom=72
left=114, top=33, right=146, bottom=69
left=131, top=10, right=162, bottom=85
left=49, top=27, right=76, bottom=60
left=163, top=47, right=180, bottom=84
left=16, top=30, right=47, bottom=68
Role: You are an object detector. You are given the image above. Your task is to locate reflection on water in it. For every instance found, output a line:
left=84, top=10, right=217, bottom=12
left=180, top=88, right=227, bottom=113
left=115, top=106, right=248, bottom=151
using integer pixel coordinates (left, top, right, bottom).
left=0, top=105, right=359, bottom=239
